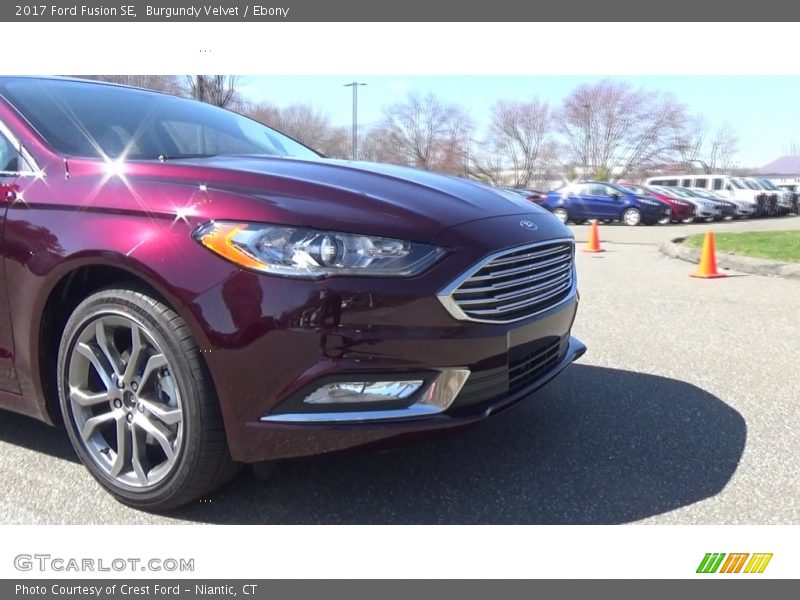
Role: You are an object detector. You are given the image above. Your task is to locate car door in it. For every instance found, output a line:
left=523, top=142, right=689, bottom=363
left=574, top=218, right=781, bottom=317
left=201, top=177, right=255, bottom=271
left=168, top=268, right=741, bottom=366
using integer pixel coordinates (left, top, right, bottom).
left=563, top=184, right=588, bottom=218
left=590, top=184, right=620, bottom=219
left=0, top=127, right=25, bottom=393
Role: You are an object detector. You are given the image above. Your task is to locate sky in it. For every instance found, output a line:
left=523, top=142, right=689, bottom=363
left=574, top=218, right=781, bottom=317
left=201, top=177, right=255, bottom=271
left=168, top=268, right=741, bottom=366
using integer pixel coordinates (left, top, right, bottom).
left=239, top=75, right=800, bottom=169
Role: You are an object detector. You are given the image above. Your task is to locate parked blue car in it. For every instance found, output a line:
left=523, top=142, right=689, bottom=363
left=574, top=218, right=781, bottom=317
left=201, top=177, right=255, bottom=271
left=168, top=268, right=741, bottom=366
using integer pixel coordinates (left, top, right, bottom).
left=543, top=181, right=671, bottom=226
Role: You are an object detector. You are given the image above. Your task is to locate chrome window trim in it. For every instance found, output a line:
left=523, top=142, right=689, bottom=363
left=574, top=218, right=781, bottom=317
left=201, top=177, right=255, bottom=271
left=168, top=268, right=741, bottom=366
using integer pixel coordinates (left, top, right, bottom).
left=437, top=237, right=576, bottom=324
left=0, top=118, right=42, bottom=176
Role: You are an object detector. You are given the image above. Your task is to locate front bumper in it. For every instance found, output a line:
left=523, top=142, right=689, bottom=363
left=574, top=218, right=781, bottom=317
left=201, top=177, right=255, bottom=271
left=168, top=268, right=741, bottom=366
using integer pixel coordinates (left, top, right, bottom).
left=188, top=265, right=583, bottom=461
left=238, top=334, right=586, bottom=461
left=669, top=205, right=693, bottom=221
left=695, top=207, right=721, bottom=219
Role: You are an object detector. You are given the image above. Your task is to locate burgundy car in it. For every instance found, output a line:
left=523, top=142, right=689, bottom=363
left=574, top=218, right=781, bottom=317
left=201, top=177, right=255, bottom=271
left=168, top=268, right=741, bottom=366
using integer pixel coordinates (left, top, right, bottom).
left=617, top=182, right=695, bottom=223
left=0, top=77, right=585, bottom=510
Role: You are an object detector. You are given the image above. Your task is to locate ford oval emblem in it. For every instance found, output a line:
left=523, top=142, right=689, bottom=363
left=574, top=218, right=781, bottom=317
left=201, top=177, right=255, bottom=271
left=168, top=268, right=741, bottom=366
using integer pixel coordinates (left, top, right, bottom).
left=520, top=220, right=538, bottom=230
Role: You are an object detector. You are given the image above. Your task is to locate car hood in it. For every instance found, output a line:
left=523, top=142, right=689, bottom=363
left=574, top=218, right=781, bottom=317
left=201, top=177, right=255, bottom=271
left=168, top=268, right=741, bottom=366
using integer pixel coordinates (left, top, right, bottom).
left=130, top=155, right=548, bottom=241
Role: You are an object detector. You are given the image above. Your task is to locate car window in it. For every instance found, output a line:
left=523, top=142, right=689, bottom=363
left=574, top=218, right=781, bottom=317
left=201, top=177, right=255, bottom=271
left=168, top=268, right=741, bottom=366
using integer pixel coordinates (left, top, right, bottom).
left=712, top=179, right=724, bottom=190
left=0, top=133, right=19, bottom=172
left=0, top=130, right=33, bottom=174
left=587, top=184, right=607, bottom=195
left=568, top=184, right=587, bottom=195
left=694, top=178, right=707, bottom=188
left=681, top=179, right=691, bottom=186
left=0, top=78, right=320, bottom=160
left=560, top=184, right=577, bottom=195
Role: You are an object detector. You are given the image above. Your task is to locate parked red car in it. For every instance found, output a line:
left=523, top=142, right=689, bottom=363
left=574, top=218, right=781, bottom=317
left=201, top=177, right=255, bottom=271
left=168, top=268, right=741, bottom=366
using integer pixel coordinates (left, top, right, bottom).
left=617, top=182, right=695, bottom=223
left=0, top=77, right=585, bottom=510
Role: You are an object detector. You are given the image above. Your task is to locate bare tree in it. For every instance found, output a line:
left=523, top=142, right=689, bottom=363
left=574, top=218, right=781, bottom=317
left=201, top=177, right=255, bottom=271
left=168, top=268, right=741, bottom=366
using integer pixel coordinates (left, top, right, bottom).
left=243, top=102, right=350, bottom=158
left=706, top=122, right=738, bottom=172
left=557, top=79, right=686, bottom=180
left=671, top=117, right=739, bottom=174
left=72, top=75, right=181, bottom=94
left=359, top=126, right=407, bottom=165
left=784, top=142, right=800, bottom=155
left=672, top=114, right=708, bottom=171
left=183, top=75, right=241, bottom=109
left=470, top=98, right=554, bottom=187
left=380, top=92, right=473, bottom=174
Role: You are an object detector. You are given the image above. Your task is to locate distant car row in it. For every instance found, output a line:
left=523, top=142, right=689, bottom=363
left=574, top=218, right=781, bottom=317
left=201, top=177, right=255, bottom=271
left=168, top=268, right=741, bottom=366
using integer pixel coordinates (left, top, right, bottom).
left=507, top=174, right=799, bottom=226
left=645, top=174, right=797, bottom=218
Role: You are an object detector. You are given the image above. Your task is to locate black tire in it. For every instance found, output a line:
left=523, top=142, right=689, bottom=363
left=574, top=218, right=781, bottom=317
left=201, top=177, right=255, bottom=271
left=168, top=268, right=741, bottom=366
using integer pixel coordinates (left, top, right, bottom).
left=572, top=218, right=587, bottom=225
left=57, top=288, right=239, bottom=511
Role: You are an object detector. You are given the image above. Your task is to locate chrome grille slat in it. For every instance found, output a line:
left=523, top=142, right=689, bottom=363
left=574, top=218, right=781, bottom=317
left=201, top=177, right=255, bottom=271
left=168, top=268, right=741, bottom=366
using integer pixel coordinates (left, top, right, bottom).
left=467, top=281, right=571, bottom=316
left=454, top=262, right=572, bottom=294
left=467, top=253, right=571, bottom=282
left=488, top=244, right=566, bottom=266
left=453, top=272, right=571, bottom=306
left=439, top=238, right=575, bottom=323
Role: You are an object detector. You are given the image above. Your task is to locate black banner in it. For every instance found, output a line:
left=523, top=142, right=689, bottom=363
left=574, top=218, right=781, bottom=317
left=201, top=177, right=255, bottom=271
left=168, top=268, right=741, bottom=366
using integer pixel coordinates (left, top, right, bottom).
left=2, top=580, right=796, bottom=599
left=3, top=0, right=800, bottom=21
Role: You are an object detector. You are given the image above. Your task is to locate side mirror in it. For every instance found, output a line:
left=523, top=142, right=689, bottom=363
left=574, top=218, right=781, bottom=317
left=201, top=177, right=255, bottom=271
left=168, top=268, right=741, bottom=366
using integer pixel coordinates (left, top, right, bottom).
left=610, top=192, right=621, bottom=200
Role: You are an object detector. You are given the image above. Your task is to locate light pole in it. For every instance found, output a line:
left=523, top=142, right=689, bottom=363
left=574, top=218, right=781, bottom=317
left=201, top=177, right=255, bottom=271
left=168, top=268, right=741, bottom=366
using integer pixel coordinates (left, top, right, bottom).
left=344, top=81, right=367, bottom=161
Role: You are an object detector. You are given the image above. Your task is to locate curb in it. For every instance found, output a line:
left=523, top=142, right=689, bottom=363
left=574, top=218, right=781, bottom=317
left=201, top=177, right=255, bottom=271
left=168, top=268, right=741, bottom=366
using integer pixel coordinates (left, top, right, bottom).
left=659, top=237, right=800, bottom=281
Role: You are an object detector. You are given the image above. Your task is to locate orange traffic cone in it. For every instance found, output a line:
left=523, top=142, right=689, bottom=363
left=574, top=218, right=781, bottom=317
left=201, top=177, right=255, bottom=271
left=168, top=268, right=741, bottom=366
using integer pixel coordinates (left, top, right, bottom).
left=583, top=220, right=605, bottom=253
left=690, top=231, right=727, bottom=279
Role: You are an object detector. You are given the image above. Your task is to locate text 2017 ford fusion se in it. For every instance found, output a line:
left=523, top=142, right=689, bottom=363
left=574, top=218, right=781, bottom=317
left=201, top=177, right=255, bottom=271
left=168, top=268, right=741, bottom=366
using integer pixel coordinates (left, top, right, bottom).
left=0, top=77, right=585, bottom=510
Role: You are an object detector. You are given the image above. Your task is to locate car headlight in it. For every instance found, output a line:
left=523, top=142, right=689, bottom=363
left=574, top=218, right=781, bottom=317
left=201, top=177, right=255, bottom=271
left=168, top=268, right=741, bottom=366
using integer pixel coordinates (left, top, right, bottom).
left=194, top=222, right=447, bottom=279
left=641, top=199, right=661, bottom=206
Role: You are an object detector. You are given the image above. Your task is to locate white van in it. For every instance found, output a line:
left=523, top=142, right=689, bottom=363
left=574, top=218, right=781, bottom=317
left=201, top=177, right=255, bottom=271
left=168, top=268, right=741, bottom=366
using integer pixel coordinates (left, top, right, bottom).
left=644, top=174, right=767, bottom=216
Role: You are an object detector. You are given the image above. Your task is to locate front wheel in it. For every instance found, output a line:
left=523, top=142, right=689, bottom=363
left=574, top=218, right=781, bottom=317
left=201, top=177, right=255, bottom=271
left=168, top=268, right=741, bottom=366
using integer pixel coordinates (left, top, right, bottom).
left=552, top=207, right=569, bottom=224
left=57, top=288, right=239, bottom=511
left=622, top=208, right=642, bottom=226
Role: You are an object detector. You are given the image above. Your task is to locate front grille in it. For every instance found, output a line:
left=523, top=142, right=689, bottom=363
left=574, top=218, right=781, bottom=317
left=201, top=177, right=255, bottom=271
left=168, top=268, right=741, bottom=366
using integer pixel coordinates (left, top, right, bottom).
left=451, top=338, right=563, bottom=413
left=508, top=340, right=562, bottom=393
left=441, top=240, right=574, bottom=323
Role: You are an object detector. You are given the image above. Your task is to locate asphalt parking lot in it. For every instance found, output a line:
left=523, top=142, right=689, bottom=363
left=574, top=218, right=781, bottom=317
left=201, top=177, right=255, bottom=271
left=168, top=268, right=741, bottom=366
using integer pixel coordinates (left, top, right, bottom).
left=1, top=215, right=798, bottom=524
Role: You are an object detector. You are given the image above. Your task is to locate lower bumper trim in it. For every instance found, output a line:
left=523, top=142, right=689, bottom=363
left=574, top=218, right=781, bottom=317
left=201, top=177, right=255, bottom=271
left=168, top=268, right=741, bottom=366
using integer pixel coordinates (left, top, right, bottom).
left=260, top=368, right=470, bottom=423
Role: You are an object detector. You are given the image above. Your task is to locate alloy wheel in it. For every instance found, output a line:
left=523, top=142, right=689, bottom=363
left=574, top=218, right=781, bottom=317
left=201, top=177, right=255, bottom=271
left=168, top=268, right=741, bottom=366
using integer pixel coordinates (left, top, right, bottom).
left=67, top=314, right=184, bottom=490
left=622, top=208, right=641, bottom=226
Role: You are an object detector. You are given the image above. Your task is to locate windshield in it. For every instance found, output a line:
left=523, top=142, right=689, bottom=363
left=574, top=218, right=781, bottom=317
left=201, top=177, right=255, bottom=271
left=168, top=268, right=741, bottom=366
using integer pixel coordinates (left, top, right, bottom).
left=759, top=179, right=778, bottom=190
left=742, top=179, right=761, bottom=190
left=651, top=186, right=676, bottom=197
left=0, top=78, right=320, bottom=160
left=730, top=178, right=746, bottom=189
left=620, top=184, right=645, bottom=195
